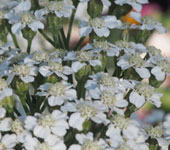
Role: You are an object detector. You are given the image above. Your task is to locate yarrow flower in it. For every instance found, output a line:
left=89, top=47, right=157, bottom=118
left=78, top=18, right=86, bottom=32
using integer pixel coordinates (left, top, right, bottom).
left=9, top=63, right=38, bottom=83
left=117, top=53, right=151, bottom=79
left=79, top=16, right=122, bottom=37
left=146, top=126, right=169, bottom=150
left=82, top=40, right=120, bottom=57
left=69, top=132, right=108, bottom=150
left=24, top=110, right=69, bottom=139
left=150, top=56, right=170, bottom=81
left=39, top=60, right=73, bottom=80
left=85, top=72, right=126, bottom=99
left=115, top=0, right=149, bottom=12
left=129, top=82, right=162, bottom=108
left=23, top=134, right=66, bottom=150
left=11, top=10, right=44, bottom=34
left=130, top=15, right=166, bottom=33
left=61, top=99, right=109, bottom=131
left=37, top=81, right=76, bottom=106
left=35, top=0, right=74, bottom=18
left=115, top=40, right=147, bottom=54
left=64, top=50, right=101, bottom=73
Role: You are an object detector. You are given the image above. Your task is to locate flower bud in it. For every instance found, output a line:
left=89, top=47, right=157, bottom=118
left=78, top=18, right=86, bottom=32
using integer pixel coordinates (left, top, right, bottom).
left=87, top=0, right=103, bottom=18
left=46, top=75, right=59, bottom=83
left=16, top=81, right=29, bottom=95
left=0, top=96, right=14, bottom=113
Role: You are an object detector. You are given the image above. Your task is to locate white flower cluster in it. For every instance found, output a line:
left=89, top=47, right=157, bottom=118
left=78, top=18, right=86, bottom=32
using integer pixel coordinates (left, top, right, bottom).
left=0, top=0, right=169, bottom=150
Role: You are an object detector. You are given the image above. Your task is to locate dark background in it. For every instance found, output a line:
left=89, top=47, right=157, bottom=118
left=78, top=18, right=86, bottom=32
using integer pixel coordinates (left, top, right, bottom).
left=149, top=0, right=170, bottom=11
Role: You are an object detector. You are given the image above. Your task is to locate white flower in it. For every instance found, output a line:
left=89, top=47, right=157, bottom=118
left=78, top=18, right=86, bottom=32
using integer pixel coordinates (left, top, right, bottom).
left=79, top=0, right=111, bottom=6
left=115, top=40, right=147, bottom=54
left=24, top=110, right=69, bottom=139
left=35, top=0, right=74, bottom=18
left=85, top=72, right=126, bottom=99
left=0, top=133, right=17, bottom=149
left=129, top=82, right=162, bottom=108
left=24, top=51, right=50, bottom=65
left=11, top=10, right=44, bottom=34
left=117, top=53, right=151, bottom=79
left=10, top=64, right=38, bottom=83
left=147, top=46, right=162, bottom=57
left=37, top=81, right=76, bottom=106
left=61, top=100, right=109, bottom=131
left=115, top=0, right=149, bottom=12
left=99, top=91, right=128, bottom=115
left=151, top=57, right=170, bottom=81
left=0, top=78, right=13, bottom=101
left=106, top=115, right=147, bottom=142
left=79, top=16, right=122, bottom=37
left=39, top=61, right=73, bottom=80
left=146, top=126, right=169, bottom=150
left=69, top=132, right=108, bottom=150
left=10, top=119, right=28, bottom=143
left=108, top=140, right=149, bottom=150
left=132, top=16, right=166, bottom=33
left=23, top=134, right=66, bottom=150
left=64, top=50, right=101, bottom=73
left=82, top=40, right=120, bottom=57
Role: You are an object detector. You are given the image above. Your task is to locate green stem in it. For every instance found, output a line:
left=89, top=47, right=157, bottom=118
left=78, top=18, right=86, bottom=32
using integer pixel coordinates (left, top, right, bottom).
left=66, top=2, right=79, bottom=49
left=9, top=31, right=20, bottom=49
left=58, top=34, right=64, bottom=49
left=73, top=36, right=86, bottom=50
left=39, top=30, right=56, bottom=48
left=27, top=39, right=32, bottom=54
left=60, top=28, right=67, bottom=49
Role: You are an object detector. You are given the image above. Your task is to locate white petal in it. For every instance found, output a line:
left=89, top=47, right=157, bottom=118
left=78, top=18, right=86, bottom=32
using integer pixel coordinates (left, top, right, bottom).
left=28, top=21, right=44, bottom=31
left=21, top=75, right=34, bottom=83
left=79, top=26, right=92, bottom=37
left=89, top=60, right=101, bottom=66
left=69, top=145, right=81, bottom=150
left=39, top=66, right=52, bottom=77
left=94, top=27, right=110, bottom=37
left=129, top=92, right=145, bottom=108
left=11, top=22, right=25, bottom=34
left=48, top=96, right=64, bottom=106
left=2, top=134, right=17, bottom=148
left=71, top=61, right=86, bottom=73
left=151, top=66, right=165, bottom=81
left=135, top=67, right=150, bottom=79
left=33, top=126, right=50, bottom=139
left=69, top=113, right=85, bottom=131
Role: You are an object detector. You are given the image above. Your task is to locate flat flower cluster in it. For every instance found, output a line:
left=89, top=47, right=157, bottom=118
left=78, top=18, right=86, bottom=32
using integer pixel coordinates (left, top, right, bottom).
left=0, top=0, right=169, bottom=150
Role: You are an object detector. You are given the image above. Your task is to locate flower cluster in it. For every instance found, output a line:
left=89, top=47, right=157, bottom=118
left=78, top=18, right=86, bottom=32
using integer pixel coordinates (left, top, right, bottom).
left=0, top=0, right=169, bottom=150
